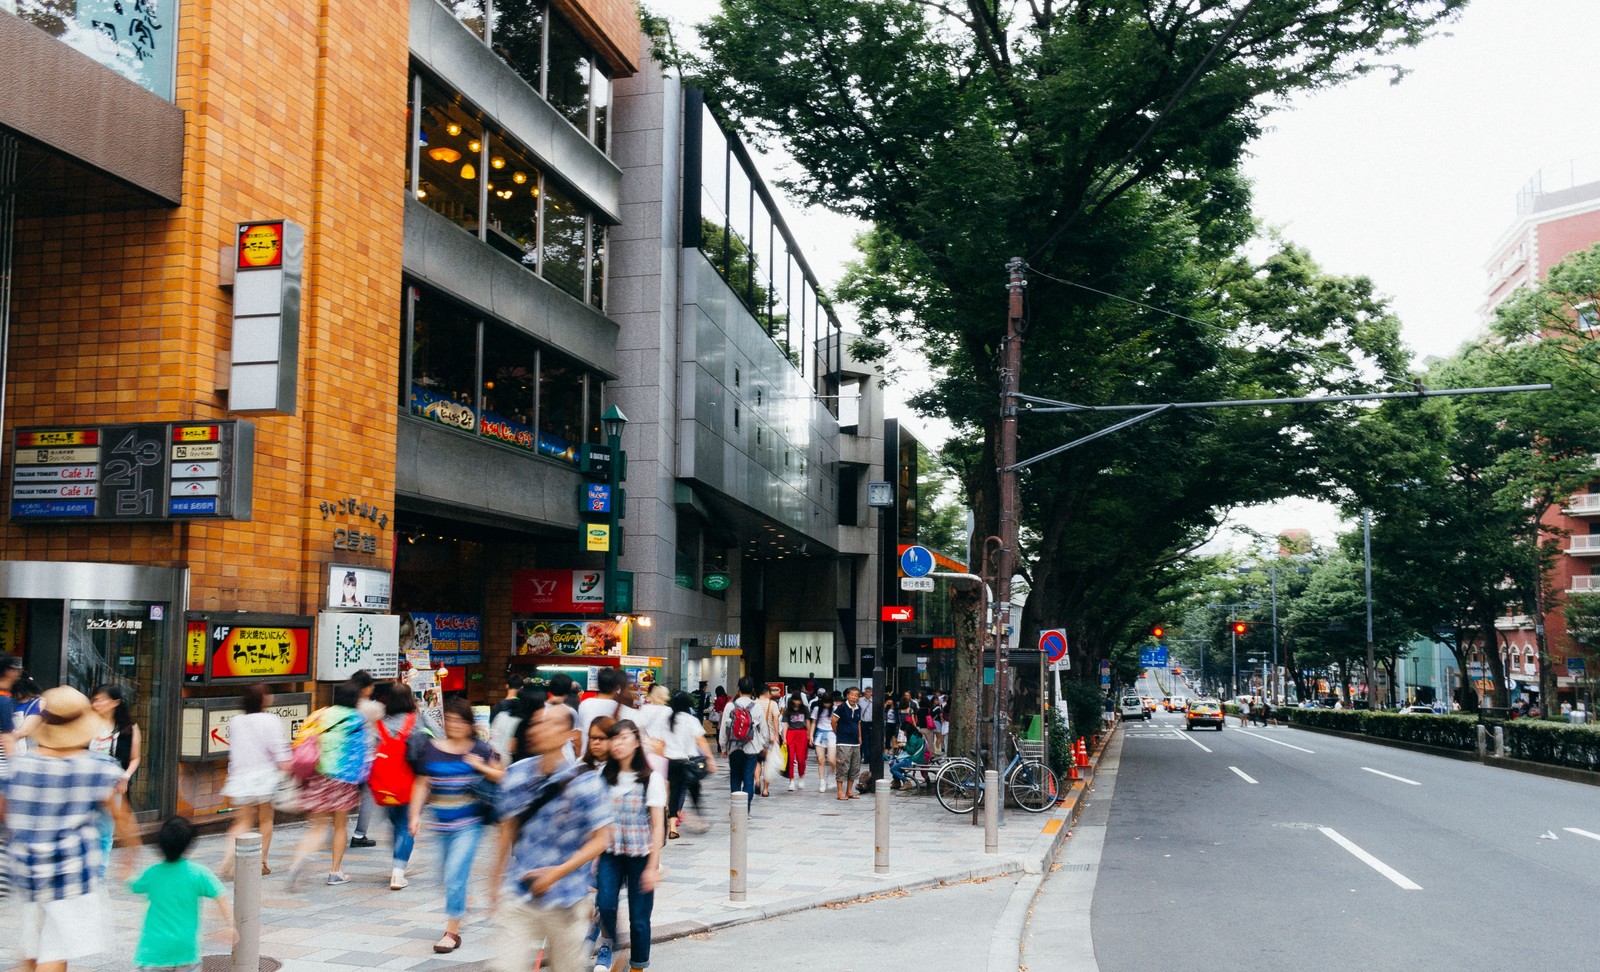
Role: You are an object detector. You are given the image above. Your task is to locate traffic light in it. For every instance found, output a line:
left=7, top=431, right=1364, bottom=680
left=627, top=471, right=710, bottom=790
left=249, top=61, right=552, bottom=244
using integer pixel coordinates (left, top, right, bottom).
left=1231, top=621, right=1249, bottom=635
left=1151, top=624, right=1166, bottom=640
left=1173, top=667, right=1183, bottom=676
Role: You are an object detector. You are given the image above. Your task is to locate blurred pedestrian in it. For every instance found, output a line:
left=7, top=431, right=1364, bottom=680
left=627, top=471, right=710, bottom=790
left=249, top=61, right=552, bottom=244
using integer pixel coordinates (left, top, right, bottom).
left=348, top=669, right=385, bottom=849
left=757, top=682, right=784, bottom=797
left=809, top=689, right=837, bottom=793
left=664, top=691, right=715, bottom=837
left=592, top=720, right=664, bottom=972
left=0, top=653, right=21, bottom=760
left=10, top=673, right=44, bottom=754
left=0, top=686, right=135, bottom=971
left=129, top=816, right=232, bottom=970
left=218, top=683, right=291, bottom=878
left=287, top=680, right=374, bottom=890
left=89, top=683, right=141, bottom=874
left=409, top=697, right=499, bottom=954
left=489, top=704, right=612, bottom=972
left=375, top=683, right=440, bottom=889
left=783, top=692, right=811, bottom=791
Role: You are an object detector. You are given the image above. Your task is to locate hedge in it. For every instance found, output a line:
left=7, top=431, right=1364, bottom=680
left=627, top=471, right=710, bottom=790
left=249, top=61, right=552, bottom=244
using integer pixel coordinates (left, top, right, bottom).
left=1504, top=719, right=1600, bottom=771
left=1281, top=707, right=1600, bottom=771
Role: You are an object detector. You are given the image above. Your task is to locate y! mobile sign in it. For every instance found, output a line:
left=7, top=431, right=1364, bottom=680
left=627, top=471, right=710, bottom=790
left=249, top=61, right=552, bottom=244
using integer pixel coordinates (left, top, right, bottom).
left=511, top=569, right=606, bottom=614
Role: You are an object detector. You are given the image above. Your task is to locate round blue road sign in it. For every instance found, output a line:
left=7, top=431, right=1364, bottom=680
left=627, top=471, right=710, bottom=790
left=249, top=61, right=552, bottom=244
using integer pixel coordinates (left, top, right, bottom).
left=900, top=545, right=934, bottom=577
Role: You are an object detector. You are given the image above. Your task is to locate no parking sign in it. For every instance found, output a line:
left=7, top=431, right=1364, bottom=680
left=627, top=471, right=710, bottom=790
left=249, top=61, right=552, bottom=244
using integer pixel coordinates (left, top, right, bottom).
left=1039, top=628, right=1069, bottom=671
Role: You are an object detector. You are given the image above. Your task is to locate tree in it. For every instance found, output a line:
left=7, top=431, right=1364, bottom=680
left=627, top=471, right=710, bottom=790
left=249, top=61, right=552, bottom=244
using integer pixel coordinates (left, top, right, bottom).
left=682, top=0, right=1465, bottom=755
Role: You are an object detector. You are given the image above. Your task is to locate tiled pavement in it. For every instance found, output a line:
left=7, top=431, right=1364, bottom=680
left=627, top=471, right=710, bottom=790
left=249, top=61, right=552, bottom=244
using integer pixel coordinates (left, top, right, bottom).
left=14, top=758, right=1095, bottom=972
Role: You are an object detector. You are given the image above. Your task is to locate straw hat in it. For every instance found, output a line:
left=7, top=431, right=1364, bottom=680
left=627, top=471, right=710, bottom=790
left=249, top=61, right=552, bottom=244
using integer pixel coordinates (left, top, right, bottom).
left=33, top=686, right=109, bottom=751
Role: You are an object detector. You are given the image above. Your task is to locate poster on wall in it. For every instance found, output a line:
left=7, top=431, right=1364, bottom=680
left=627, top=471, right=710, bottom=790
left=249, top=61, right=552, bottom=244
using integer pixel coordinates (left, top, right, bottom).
left=406, top=612, right=482, bottom=665
left=406, top=666, right=444, bottom=729
left=209, top=622, right=313, bottom=681
left=185, top=621, right=208, bottom=682
left=315, top=612, right=400, bottom=680
left=513, top=617, right=627, bottom=657
left=326, top=564, right=392, bottom=612
left=778, top=631, right=836, bottom=677
left=510, top=569, right=606, bottom=614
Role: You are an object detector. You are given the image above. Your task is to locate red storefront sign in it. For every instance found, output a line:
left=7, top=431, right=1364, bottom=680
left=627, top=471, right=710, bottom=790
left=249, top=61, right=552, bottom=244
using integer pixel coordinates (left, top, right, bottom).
left=511, top=569, right=606, bottom=614
left=881, top=605, right=914, bottom=623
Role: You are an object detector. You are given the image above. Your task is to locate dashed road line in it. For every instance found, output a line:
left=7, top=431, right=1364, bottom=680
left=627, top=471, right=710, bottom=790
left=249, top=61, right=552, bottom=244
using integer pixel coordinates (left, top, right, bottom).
left=1234, top=730, right=1315, bottom=753
left=1228, top=766, right=1258, bottom=784
left=1362, top=767, right=1421, bottom=786
left=1173, top=729, right=1212, bottom=753
left=1319, top=827, right=1422, bottom=890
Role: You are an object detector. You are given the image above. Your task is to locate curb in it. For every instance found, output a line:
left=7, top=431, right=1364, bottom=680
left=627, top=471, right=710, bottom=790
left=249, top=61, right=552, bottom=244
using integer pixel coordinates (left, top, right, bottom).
left=1286, top=721, right=1600, bottom=787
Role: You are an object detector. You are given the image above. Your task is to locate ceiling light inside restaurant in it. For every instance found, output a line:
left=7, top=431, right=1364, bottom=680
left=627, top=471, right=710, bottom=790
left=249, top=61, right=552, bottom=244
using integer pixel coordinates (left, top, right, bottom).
left=512, top=171, right=527, bottom=184
left=446, top=122, right=461, bottom=136
left=460, top=162, right=476, bottom=179
left=468, top=139, right=481, bottom=152
left=428, top=147, right=461, bottom=163
left=491, top=156, right=505, bottom=169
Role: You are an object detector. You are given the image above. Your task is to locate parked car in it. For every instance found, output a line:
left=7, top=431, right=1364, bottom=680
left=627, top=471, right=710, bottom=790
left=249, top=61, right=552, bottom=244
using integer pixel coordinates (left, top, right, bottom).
left=1397, top=705, right=1437, bottom=715
left=1141, top=696, right=1157, bottom=713
left=1120, top=695, right=1149, bottom=720
left=1186, top=698, right=1225, bottom=731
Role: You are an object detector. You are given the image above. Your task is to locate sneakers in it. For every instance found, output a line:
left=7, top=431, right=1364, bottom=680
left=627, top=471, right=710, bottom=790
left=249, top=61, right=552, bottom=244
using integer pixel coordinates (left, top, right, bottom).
left=594, top=941, right=613, bottom=972
left=818, top=777, right=827, bottom=793
left=390, top=867, right=408, bottom=890
left=786, top=779, right=798, bottom=792
left=349, top=835, right=377, bottom=848
left=326, top=872, right=350, bottom=886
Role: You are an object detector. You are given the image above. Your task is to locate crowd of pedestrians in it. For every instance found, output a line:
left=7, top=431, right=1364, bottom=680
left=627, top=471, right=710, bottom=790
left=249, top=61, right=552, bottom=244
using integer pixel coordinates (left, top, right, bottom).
left=0, top=654, right=953, bottom=972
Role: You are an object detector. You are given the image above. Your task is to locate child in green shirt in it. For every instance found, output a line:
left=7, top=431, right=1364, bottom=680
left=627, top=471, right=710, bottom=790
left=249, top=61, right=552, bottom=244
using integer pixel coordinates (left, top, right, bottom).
left=129, top=816, right=233, bottom=971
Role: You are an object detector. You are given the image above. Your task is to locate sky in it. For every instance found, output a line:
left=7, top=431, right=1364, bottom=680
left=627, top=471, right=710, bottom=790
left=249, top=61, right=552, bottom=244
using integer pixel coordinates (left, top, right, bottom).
left=659, top=0, right=1600, bottom=551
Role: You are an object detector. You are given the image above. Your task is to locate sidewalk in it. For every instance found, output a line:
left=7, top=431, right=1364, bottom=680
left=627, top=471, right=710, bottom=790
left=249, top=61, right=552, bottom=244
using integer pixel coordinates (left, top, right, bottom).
left=31, top=761, right=1094, bottom=972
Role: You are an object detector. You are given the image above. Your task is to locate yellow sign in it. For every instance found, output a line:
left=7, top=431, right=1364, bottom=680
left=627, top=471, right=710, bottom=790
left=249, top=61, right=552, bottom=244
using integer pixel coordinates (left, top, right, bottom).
left=173, top=425, right=219, bottom=442
left=712, top=648, right=743, bottom=657
left=17, top=429, right=95, bottom=447
left=186, top=622, right=207, bottom=673
left=0, top=601, right=22, bottom=655
left=585, top=524, right=611, bottom=552
left=237, top=222, right=284, bottom=268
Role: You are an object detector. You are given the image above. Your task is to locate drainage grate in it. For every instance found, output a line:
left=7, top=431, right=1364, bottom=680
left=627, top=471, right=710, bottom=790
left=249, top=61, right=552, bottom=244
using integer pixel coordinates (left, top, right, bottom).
left=1056, top=862, right=1093, bottom=872
left=201, top=957, right=281, bottom=971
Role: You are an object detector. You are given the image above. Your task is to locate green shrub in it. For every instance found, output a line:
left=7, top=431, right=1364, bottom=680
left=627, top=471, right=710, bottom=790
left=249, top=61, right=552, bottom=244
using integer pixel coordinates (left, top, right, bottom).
left=1282, top=707, right=1368, bottom=733
left=1046, top=704, right=1073, bottom=775
left=1060, top=679, right=1107, bottom=748
left=1364, top=712, right=1477, bottom=751
left=1505, top=719, right=1600, bottom=770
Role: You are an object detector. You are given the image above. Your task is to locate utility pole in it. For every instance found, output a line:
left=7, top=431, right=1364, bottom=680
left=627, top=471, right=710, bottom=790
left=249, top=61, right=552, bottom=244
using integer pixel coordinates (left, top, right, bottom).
left=1364, top=509, right=1376, bottom=708
left=994, top=257, right=1026, bottom=764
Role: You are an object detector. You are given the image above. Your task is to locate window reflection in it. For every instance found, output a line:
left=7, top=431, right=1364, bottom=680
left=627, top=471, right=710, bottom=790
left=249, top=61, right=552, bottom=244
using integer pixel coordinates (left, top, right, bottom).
left=409, top=290, right=480, bottom=432
left=545, top=13, right=591, bottom=132
left=12, top=0, right=176, bottom=100
left=480, top=323, right=538, bottom=450
left=489, top=0, right=544, bottom=91
left=542, top=183, right=587, bottom=300
left=592, top=69, right=611, bottom=150
left=540, top=350, right=586, bottom=456
left=442, top=0, right=486, bottom=39
left=417, top=78, right=483, bottom=235
left=486, top=134, right=542, bottom=268
left=588, top=225, right=605, bottom=310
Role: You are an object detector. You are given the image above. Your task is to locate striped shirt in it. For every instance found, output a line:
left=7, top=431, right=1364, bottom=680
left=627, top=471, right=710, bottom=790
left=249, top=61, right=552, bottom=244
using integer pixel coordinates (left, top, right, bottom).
left=1, top=751, right=123, bottom=901
left=606, top=769, right=667, bottom=857
left=410, top=738, right=495, bottom=831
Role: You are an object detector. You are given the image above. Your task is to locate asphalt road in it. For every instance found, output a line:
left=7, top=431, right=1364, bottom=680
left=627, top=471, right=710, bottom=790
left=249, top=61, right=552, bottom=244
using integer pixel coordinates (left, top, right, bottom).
left=1084, top=711, right=1600, bottom=970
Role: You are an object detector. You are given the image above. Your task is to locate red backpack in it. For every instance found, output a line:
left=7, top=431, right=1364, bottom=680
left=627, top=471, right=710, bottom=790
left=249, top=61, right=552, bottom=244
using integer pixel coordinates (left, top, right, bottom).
left=728, top=699, right=756, bottom=745
left=368, top=713, right=417, bottom=806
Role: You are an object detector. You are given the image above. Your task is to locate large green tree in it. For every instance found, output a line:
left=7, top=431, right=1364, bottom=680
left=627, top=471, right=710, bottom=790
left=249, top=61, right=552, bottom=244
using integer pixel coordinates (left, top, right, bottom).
left=680, top=0, right=1465, bottom=754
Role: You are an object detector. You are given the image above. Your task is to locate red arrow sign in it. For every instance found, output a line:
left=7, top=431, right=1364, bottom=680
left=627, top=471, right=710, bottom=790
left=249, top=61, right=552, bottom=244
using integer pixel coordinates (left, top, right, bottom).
left=880, top=605, right=914, bottom=623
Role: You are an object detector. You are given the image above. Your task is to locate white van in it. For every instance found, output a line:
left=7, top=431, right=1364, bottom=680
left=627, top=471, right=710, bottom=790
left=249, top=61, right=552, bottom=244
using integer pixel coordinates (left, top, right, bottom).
left=1119, top=695, right=1148, bottom=720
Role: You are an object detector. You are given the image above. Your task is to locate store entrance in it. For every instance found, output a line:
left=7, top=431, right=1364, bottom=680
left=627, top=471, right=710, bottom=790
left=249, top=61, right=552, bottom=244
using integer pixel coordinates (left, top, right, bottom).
left=0, top=562, right=186, bottom=822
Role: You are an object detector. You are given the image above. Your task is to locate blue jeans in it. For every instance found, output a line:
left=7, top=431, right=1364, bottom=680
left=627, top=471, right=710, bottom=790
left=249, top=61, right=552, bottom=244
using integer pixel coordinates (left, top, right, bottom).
left=385, top=803, right=413, bottom=867
left=97, top=807, right=114, bottom=878
left=434, top=823, right=484, bottom=919
left=889, top=755, right=914, bottom=783
left=727, top=750, right=758, bottom=810
left=596, top=853, right=654, bottom=969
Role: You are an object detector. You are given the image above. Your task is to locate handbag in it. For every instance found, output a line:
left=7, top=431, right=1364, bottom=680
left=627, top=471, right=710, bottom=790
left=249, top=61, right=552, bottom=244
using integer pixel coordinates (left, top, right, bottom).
left=469, top=773, right=502, bottom=823
left=272, top=774, right=304, bottom=813
left=289, top=731, right=321, bottom=781
left=687, top=754, right=709, bottom=780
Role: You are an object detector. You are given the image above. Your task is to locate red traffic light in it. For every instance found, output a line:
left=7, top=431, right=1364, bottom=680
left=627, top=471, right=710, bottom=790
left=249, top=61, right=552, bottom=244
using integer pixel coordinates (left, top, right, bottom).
left=1151, top=625, right=1166, bottom=639
left=1231, top=621, right=1249, bottom=635
left=1173, top=667, right=1183, bottom=676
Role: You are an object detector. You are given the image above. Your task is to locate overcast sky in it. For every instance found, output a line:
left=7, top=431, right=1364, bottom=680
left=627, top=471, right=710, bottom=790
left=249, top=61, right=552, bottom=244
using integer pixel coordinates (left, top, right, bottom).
left=660, top=0, right=1600, bottom=550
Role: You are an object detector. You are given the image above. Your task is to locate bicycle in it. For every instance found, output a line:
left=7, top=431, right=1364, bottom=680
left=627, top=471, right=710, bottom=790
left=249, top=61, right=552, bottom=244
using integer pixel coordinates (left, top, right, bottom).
left=934, top=734, right=1059, bottom=814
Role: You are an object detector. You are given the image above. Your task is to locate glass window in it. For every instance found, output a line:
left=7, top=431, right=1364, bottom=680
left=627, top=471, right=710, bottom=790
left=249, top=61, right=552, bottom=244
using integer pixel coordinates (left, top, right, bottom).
left=441, top=0, right=486, bottom=39
left=409, top=289, right=480, bottom=432
left=14, top=0, right=176, bottom=100
left=699, top=107, right=728, bottom=265
left=675, top=512, right=702, bottom=590
left=539, top=350, right=586, bottom=462
left=486, top=134, right=542, bottom=268
left=480, top=323, right=539, bottom=451
left=66, top=599, right=170, bottom=817
left=416, top=77, right=483, bottom=236
left=592, top=66, right=611, bottom=149
left=588, top=224, right=606, bottom=310
left=489, top=0, right=544, bottom=93
left=585, top=376, right=603, bottom=443
left=542, top=183, right=587, bottom=300
left=750, top=204, right=773, bottom=330
left=545, top=12, right=591, bottom=133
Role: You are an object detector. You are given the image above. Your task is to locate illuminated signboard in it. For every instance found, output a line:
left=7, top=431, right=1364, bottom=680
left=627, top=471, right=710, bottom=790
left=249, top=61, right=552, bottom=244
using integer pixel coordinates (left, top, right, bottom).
left=10, top=421, right=254, bottom=521
left=185, top=612, right=314, bottom=683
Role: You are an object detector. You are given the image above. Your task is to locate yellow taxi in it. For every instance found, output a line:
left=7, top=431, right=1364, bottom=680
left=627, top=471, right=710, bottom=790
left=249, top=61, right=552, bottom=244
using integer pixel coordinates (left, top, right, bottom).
left=1186, top=698, right=1225, bottom=731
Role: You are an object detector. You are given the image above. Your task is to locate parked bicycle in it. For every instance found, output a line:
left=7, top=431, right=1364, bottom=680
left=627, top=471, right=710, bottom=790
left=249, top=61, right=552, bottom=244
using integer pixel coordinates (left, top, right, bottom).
left=934, top=733, right=1059, bottom=814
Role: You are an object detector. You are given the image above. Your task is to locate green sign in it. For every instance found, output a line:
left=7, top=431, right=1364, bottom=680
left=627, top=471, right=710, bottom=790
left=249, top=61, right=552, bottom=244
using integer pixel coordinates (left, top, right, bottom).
left=703, top=572, right=731, bottom=592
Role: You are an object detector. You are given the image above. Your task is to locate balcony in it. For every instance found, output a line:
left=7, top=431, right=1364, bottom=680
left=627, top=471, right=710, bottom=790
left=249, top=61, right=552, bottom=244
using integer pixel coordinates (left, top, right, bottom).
left=1495, top=615, right=1533, bottom=630
left=1571, top=575, right=1600, bottom=593
left=1566, top=494, right=1600, bottom=516
left=1569, top=535, right=1600, bottom=556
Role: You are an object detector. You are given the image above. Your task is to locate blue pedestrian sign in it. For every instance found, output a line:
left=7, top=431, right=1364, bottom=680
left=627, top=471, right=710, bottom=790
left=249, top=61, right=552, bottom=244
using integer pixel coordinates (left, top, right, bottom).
left=1569, top=657, right=1587, bottom=678
left=1139, top=647, right=1169, bottom=668
left=900, top=545, right=934, bottom=578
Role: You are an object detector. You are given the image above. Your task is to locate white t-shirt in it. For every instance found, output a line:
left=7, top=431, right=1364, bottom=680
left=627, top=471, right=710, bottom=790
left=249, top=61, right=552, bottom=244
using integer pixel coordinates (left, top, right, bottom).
left=662, top=711, right=706, bottom=760
left=226, top=712, right=290, bottom=776
left=614, top=768, right=668, bottom=809
left=634, top=702, right=672, bottom=743
left=577, top=696, right=638, bottom=741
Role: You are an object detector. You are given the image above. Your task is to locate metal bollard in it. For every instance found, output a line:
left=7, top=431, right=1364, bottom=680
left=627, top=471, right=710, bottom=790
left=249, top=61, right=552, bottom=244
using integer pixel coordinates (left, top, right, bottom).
left=1492, top=725, right=1505, bottom=758
left=983, top=770, right=1000, bottom=854
left=232, top=832, right=262, bottom=972
left=1476, top=724, right=1487, bottom=759
left=729, top=790, right=748, bottom=902
left=874, top=786, right=890, bottom=874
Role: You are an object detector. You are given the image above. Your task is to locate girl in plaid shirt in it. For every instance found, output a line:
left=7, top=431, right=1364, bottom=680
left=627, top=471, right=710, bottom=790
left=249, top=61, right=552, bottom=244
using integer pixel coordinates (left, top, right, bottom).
left=592, top=720, right=664, bottom=972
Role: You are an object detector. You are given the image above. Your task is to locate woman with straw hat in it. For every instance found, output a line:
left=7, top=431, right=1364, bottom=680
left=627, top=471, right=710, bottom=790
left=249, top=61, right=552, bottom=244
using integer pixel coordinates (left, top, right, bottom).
left=0, top=685, right=135, bottom=971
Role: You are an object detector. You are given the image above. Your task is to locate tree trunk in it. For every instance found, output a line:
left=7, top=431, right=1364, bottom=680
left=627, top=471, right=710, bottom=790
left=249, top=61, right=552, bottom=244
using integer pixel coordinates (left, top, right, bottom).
left=949, top=580, right=985, bottom=760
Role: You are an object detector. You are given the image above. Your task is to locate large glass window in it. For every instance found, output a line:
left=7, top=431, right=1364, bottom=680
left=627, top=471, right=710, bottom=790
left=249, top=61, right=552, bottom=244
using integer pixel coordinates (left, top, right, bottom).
left=489, top=0, right=544, bottom=91
left=441, top=0, right=486, bottom=38
left=409, top=290, right=480, bottom=432
left=588, top=225, right=606, bottom=310
left=544, top=13, right=591, bottom=132
left=542, top=183, right=587, bottom=300
left=480, top=323, right=539, bottom=451
left=12, top=0, right=177, bottom=100
left=486, top=135, right=542, bottom=268
left=66, top=600, right=170, bottom=819
left=416, top=78, right=484, bottom=235
left=586, top=375, right=603, bottom=444
left=591, top=68, right=611, bottom=150
left=539, top=350, right=587, bottom=456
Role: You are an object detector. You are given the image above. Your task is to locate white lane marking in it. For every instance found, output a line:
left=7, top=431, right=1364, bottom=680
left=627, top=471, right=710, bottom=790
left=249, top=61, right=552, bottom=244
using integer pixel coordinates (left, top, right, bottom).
left=1228, top=766, right=1258, bottom=784
left=1362, top=767, right=1421, bottom=786
left=1173, top=729, right=1212, bottom=753
left=1564, top=827, right=1600, bottom=842
left=1318, top=827, right=1422, bottom=890
left=1234, top=730, right=1315, bottom=753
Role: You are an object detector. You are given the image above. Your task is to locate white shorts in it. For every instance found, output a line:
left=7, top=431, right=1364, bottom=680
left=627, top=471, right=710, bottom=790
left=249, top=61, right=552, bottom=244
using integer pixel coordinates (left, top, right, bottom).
left=813, top=730, right=837, bottom=749
left=223, top=766, right=283, bottom=803
left=20, top=891, right=110, bottom=963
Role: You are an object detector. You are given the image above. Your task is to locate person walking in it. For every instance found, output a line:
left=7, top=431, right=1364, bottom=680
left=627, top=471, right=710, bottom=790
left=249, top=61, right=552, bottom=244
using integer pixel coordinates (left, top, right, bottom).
left=717, top=677, right=768, bottom=811
left=709, top=686, right=730, bottom=731
left=408, top=697, right=499, bottom=954
left=488, top=704, right=612, bottom=972
left=0, top=686, right=136, bottom=972
left=578, top=668, right=637, bottom=742
left=287, top=680, right=374, bottom=890
left=348, top=669, right=386, bottom=849
left=809, top=689, right=837, bottom=793
left=1238, top=697, right=1251, bottom=727
left=783, top=692, right=811, bottom=791
left=832, top=687, right=864, bottom=801
left=218, top=683, right=291, bottom=878
left=756, top=682, right=784, bottom=797
left=0, top=653, right=23, bottom=758
left=129, top=816, right=233, bottom=971
left=592, top=720, right=665, bottom=972
left=663, top=691, right=716, bottom=838
left=375, top=683, right=441, bottom=890
left=89, top=683, right=142, bottom=874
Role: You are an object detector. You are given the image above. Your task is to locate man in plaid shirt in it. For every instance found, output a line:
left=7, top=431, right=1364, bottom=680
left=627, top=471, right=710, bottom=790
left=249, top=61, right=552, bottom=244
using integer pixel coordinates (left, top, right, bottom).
left=0, top=686, right=133, bottom=970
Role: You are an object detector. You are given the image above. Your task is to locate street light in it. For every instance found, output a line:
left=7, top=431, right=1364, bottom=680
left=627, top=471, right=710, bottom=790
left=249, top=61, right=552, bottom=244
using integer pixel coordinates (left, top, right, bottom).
left=600, top=405, right=632, bottom=615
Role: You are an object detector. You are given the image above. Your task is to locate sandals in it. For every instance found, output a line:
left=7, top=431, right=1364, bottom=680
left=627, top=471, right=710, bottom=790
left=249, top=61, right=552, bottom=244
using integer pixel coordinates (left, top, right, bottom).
left=668, top=828, right=681, bottom=839
left=433, top=932, right=462, bottom=954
